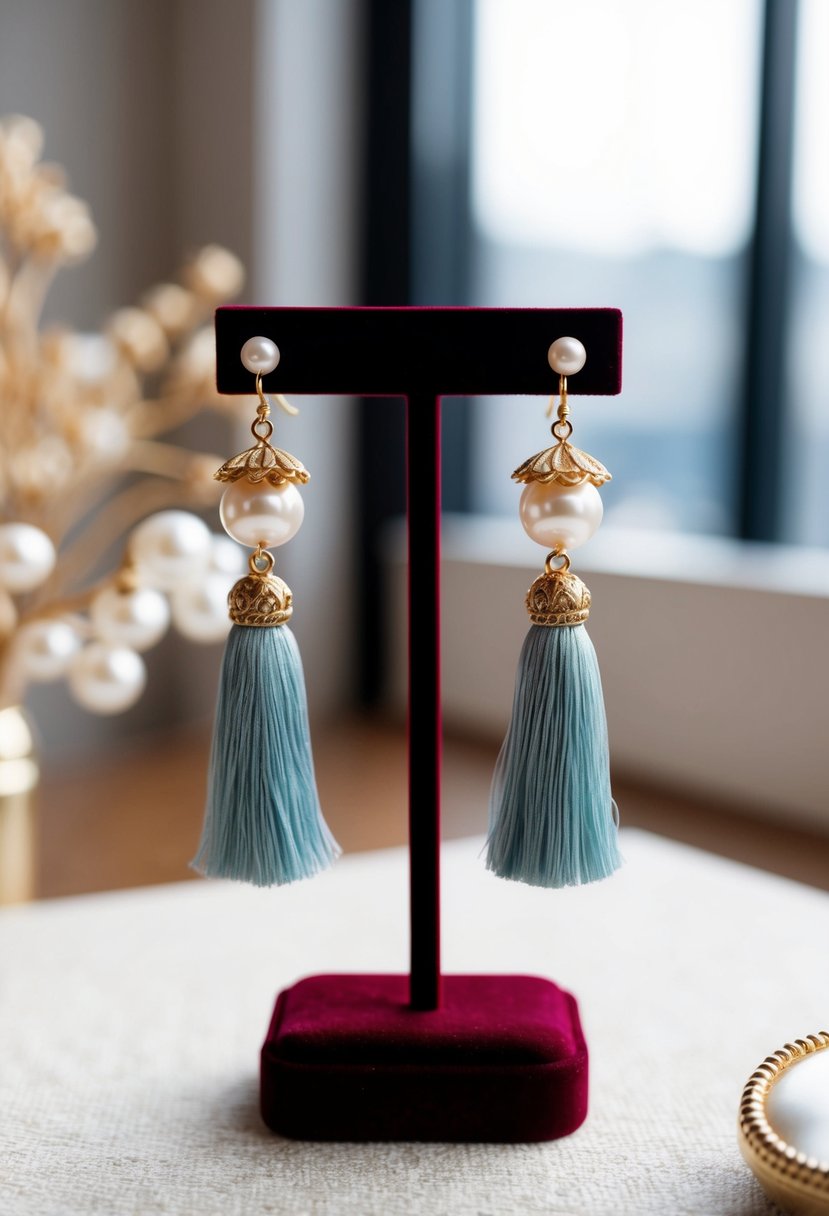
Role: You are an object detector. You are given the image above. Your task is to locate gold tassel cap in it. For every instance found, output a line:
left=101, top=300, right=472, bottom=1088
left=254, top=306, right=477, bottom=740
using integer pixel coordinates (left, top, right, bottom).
left=526, top=553, right=591, bottom=627
left=228, top=550, right=292, bottom=627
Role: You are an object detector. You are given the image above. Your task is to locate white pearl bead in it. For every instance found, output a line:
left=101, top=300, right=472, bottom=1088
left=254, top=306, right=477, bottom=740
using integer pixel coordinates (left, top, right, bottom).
left=171, top=572, right=232, bottom=643
left=548, top=336, right=587, bottom=377
left=208, top=534, right=246, bottom=577
left=520, top=481, right=603, bottom=551
left=68, top=643, right=146, bottom=715
left=219, top=480, right=304, bottom=549
left=130, top=511, right=211, bottom=590
left=766, top=1047, right=829, bottom=1164
left=0, top=523, right=56, bottom=593
left=90, top=586, right=170, bottom=651
left=78, top=408, right=130, bottom=462
left=16, top=619, right=80, bottom=681
left=240, top=335, right=280, bottom=376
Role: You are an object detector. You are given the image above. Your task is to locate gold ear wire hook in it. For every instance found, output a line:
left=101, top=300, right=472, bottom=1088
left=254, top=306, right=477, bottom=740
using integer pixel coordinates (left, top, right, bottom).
left=545, top=374, right=569, bottom=424
left=254, top=370, right=299, bottom=418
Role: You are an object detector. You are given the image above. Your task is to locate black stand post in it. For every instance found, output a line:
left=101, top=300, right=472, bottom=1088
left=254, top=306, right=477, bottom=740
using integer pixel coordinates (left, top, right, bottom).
left=407, top=390, right=442, bottom=1010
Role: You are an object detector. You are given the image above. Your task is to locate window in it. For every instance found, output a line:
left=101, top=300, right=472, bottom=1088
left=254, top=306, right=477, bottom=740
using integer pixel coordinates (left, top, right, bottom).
left=368, top=0, right=828, bottom=789
left=407, top=0, right=823, bottom=549
left=468, top=0, right=764, bottom=535
left=788, top=0, right=829, bottom=545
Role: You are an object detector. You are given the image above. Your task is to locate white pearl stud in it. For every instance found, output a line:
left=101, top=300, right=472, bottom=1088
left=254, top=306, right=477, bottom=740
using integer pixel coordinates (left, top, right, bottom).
left=240, top=335, right=280, bottom=376
left=548, top=336, right=587, bottom=377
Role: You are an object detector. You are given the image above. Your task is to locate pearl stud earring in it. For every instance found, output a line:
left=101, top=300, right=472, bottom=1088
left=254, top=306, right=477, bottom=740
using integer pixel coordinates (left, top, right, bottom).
left=486, top=337, right=621, bottom=889
left=240, top=334, right=280, bottom=377
left=191, top=337, right=340, bottom=887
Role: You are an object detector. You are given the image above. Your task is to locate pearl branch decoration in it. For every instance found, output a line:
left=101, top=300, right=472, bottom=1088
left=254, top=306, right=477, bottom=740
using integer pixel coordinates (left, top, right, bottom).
left=0, top=114, right=247, bottom=715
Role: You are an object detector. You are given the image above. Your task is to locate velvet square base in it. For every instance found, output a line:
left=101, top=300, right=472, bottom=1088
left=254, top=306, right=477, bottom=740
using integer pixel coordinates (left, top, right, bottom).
left=260, top=973, right=588, bottom=1142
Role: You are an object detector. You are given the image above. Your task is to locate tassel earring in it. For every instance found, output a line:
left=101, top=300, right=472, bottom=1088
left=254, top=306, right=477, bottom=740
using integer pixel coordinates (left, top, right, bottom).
left=486, top=336, right=622, bottom=889
left=191, top=336, right=340, bottom=886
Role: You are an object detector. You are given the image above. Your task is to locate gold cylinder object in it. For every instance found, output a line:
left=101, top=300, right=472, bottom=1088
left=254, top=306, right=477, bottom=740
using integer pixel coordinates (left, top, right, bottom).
left=0, top=705, right=38, bottom=905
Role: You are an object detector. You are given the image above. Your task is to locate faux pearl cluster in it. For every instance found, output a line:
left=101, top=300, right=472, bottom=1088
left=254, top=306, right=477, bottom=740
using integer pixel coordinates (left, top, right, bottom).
left=0, top=118, right=249, bottom=722
left=4, top=511, right=244, bottom=716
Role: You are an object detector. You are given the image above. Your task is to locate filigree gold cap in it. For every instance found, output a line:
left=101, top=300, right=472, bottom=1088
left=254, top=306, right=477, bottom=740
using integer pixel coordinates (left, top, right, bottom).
left=215, top=440, right=308, bottom=487
left=229, top=572, right=292, bottom=626
left=526, top=567, right=591, bottom=627
left=228, top=550, right=293, bottom=626
left=513, top=439, right=611, bottom=488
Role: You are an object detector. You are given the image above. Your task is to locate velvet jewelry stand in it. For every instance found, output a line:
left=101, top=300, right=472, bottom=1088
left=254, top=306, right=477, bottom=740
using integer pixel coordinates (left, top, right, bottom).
left=215, top=306, right=623, bottom=1143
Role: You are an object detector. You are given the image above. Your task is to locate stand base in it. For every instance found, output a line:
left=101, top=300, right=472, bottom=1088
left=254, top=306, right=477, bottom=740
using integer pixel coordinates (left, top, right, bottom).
left=260, top=973, right=588, bottom=1142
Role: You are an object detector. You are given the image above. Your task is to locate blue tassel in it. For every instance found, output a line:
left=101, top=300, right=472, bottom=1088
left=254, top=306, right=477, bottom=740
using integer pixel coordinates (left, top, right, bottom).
left=486, top=622, right=621, bottom=888
left=192, top=624, right=340, bottom=886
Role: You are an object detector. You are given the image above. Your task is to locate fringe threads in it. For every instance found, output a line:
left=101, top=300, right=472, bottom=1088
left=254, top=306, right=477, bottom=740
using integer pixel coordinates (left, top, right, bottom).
left=192, top=624, right=340, bottom=886
left=486, top=623, right=622, bottom=889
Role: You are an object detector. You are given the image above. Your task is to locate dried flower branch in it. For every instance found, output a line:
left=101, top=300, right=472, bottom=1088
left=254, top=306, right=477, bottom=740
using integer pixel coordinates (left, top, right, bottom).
left=0, top=115, right=246, bottom=715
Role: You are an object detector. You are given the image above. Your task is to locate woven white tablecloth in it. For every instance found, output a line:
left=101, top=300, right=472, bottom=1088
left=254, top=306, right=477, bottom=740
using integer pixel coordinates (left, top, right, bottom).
left=1, top=829, right=827, bottom=1216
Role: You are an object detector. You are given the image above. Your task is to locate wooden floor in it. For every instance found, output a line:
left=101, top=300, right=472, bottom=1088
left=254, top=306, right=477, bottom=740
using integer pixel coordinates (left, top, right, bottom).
left=36, top=715, right=829, bottom=899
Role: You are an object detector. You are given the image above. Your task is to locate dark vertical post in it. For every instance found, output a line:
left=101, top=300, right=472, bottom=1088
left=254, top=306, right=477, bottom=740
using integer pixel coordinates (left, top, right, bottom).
left=407, top=390, right=442, bottom=1010
left=737, top=0, right=799, bottom=540
left=358, top=0, right=412, bottom=705
left=411, top=0, right=475, bottom=515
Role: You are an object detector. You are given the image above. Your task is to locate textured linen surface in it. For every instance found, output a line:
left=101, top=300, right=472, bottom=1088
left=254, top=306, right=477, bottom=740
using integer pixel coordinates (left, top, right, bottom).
left=0, top=829, right=824, bottom=1216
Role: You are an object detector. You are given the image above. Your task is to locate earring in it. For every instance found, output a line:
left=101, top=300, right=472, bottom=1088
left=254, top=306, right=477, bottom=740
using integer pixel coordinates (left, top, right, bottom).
left=486, top=336, right=622, bottom=889
left=191, top=336, right=340, bottom=886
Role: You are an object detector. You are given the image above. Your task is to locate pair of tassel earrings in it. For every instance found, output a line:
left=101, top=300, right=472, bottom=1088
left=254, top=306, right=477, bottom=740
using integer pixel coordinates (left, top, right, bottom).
left=192, top=335, right=620, bottom=890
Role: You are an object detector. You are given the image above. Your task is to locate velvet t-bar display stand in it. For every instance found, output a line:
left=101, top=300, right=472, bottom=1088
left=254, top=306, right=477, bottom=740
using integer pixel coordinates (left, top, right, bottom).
left=214, top=306, right=623, bottom=1142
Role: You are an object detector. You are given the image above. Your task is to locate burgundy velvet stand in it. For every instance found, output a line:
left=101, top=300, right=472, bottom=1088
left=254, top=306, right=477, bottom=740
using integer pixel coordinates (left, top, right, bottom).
left=215, top=307, right=623, bottom=1142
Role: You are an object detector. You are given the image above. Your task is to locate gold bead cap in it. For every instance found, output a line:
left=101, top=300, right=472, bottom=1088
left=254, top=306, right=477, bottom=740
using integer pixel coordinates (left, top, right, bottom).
left=228, top=551, right=292, bottom=626
left=214, top=440, right=308, bottom=487
left=526, top=568, right=591, bottom=627
left=512, top=438, right=611, bottom=488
